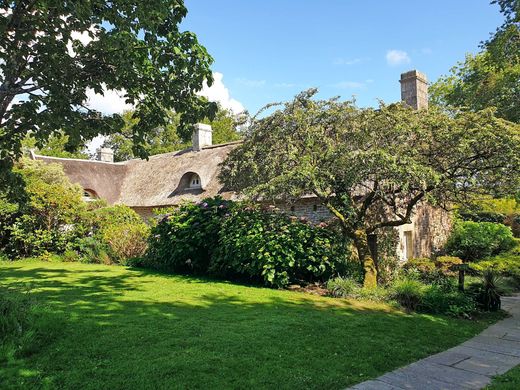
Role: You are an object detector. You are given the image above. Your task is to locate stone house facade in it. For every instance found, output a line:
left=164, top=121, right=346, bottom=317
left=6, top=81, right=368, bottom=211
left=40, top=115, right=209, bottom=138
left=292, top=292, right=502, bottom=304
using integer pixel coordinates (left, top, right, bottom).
left=32, top=70, right=451, bottom=262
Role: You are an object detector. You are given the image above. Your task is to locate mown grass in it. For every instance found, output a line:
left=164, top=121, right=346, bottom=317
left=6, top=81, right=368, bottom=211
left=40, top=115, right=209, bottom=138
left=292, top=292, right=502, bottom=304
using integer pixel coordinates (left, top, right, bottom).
left=0, top=259, right=501, bottom=390
left=488, top=365, right=520, bottom=389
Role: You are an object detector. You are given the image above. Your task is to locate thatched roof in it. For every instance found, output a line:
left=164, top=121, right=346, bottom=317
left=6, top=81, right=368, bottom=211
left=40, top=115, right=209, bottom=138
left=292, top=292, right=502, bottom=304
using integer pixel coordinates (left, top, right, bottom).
left=32, top=142, right=241, bottom=208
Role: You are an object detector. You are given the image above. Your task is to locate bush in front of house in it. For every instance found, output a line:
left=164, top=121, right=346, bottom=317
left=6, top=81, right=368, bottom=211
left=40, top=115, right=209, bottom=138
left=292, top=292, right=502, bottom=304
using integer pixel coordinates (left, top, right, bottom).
left=144, top=197, right=231, bottom=274
left=211, top=204, right=354, bottom=288
left=144, top=197, right=356, bottom=288
left=0, top=159, right=90, bottom=258
left=401, top=256, right=461, bottom=289
left=326, top=276, right=389, bottom=302
left=102, top=223, right=150, bottom=265
left=445, top=221, right=516, bottom=261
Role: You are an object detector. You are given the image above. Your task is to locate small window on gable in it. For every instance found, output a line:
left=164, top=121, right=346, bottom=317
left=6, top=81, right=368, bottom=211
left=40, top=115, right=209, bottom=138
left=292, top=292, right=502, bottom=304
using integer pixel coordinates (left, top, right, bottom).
left=189, top=174, right=202, bottom=189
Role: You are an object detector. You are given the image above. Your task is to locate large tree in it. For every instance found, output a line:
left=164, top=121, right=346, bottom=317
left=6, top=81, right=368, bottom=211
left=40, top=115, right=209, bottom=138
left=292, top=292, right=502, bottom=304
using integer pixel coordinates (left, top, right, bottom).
left=430, top=0, right=520, bottom=123
left=220, top=90, right=520, bottom=287
left=0, top=0, right=216, bottom=168
left=104, top=106, right=242, bottom=161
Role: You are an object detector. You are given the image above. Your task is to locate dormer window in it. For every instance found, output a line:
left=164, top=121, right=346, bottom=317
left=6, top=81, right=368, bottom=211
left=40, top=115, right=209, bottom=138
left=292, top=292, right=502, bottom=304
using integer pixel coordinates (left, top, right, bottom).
left=82, top=189, right=98, bottom=202
left=189, top=174, right=202, bottom=189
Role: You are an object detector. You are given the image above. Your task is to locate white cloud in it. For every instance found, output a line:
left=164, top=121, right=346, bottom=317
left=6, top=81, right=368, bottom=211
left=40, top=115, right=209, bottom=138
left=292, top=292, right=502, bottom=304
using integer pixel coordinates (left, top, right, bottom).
left=334, top=81, right=365, bottom=89
left=85, top=85, right=133, bottom=114
left=386, top=50, right=411, bottom=66
left=198, top=72, right=245, bottom=114
left=86, top=135, right=106, bottom=155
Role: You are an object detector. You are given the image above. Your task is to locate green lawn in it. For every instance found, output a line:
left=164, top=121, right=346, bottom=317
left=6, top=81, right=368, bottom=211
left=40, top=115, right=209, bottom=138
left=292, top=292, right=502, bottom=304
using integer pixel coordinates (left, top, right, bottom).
left=0, top=260, right=500, bottom=390
left=488, top=365, right=520, bottom=389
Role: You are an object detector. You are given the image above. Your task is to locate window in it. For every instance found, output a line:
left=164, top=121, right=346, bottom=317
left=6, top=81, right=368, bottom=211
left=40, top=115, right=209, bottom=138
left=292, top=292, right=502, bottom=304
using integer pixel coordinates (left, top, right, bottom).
left=189, top=174, right=202, bottom=189
left=404, top=231, right=413, bottom=260
left=82, top=189, right=98, bottom=202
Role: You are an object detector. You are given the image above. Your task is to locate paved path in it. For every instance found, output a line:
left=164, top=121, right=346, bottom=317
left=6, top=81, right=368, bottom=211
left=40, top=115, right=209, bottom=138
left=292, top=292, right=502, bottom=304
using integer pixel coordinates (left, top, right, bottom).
left=349, top=295, right=520, bottom=390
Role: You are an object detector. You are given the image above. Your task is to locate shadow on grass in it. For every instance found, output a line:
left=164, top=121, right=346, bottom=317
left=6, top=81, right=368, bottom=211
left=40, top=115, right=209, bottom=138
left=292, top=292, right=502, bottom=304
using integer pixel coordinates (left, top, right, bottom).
left=0, top=263, right=493, bottom=390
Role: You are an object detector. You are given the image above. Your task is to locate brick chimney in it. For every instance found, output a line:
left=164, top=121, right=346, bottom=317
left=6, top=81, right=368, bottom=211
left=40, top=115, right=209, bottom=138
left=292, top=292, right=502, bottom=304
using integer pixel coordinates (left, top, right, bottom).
left=96, top=147, right=114, bottom=163
left=192, top=123, right=212, bottom=152
left=400, top=70, right=428, bottom=110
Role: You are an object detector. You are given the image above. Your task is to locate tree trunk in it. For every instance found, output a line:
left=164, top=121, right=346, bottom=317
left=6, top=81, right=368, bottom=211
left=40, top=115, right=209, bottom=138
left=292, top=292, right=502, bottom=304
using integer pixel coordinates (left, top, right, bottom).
left=353, top=229, right=378, bottom=288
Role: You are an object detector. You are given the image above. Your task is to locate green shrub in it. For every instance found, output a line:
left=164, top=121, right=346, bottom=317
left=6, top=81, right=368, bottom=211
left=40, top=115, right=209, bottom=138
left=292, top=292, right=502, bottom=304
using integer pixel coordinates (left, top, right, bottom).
left=91, top=205, right=144, bottom=235
left=390, top=279, right=426, bottom=311
left=467, top=270, right=502, bottom=311
left=145, top=197, right=354, bottom=288
left=67, top=237, right=111, bottom=264
left=470, top=242, right=520, bottom=287
left=419, top=285, right=476, bottom=317
left=144, top=197, right=231, bottom=274
left=211, top=204, right=353, bottom=288
left=446, top=221, right=516, bottom=261
left=402, top=257, right=457, bottom=288
left=1, top=159, right=90, bottom=258
left=435, top=256, right=463, bottom=275
left=327, top=277, right=360, bottom=298
left=326, top=277, right=389, bottom=302
left=103, top=223, right=150, bottom=265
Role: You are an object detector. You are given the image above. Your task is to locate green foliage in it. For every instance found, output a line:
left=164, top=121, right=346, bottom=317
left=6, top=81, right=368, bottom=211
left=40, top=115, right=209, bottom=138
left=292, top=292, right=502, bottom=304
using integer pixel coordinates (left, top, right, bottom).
left=326, top=276, right=361, bottom=298
left=102, top=223, right=150, bottom=265
left=220, top=89, right=520, bottom=287
left=402, top=256, right=461, bottom=289
left=325, top=276, right=391, bottom=302
left=471, top=244, right=520, bottom=287
left=145, top=197, right=230, bottom=274
left=22, top=133, right=89, bottom=159
left=390, top=279, right=426, bottom=311
left=91, top=205, right=144, bottom=235
left=458, top=197, right=520, bottom=237
left=0, top=160, right=89, bottom=258
left=0, top=286, right=39, bottom=361
left=0, top=259, right=498, bottom=389
left=104, top=106, right=241, bottom=161
left=145, top=197, right=352, bottom=288
left=0, top=161, right=148, bottom=265
left=389, top=277, right=476, bottom=317
left=468, top=270, right=502, bottom=311
left=446, top=221, right=516, bottom=261
left=419, top=285, right=476, bottom=317
left=212, top=205, right=353, bottom=287
left=430, top=2, right=520, bottom=123
left=0, top=0, right=216, bottom=165
left=66, top=237, right=111, bottom=265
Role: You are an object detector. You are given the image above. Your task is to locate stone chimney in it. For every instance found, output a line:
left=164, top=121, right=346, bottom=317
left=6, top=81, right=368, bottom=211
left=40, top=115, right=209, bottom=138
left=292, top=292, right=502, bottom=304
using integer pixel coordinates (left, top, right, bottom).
left=400, top=70, right=428, bottom=110
left=96, top=147, right=114, bottom=163
left=192, top=123, right=212, bottom=152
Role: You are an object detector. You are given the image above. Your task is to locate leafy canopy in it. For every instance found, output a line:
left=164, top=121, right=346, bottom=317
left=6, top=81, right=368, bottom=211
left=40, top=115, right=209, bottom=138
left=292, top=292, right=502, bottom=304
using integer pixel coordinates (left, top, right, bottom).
left=0, top=0, right=216, bottom=164
left=220, top=90, right=520, bottom=286
left=430, top=0, right=520, bottom=123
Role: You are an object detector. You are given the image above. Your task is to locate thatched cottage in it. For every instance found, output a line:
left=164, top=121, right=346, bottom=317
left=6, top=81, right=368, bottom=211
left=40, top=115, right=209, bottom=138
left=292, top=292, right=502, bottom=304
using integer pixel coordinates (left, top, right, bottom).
left=32, top=70, right=451, bottom=262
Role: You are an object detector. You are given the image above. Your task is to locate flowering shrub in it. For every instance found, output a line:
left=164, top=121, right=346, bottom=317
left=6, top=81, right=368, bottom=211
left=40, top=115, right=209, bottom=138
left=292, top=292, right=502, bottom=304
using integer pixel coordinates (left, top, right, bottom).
left=144, top=197, right=355, bottom=288
left=212, top=204, right=353, bottom=287
left=144, top=197, right=231, bottom=273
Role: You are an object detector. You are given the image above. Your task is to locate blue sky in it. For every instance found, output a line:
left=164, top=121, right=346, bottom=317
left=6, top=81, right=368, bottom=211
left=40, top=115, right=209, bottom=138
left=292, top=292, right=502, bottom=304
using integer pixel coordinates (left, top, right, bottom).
left=182, top=0, right=503, bottom=114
